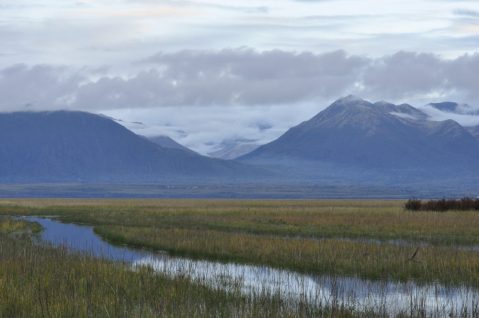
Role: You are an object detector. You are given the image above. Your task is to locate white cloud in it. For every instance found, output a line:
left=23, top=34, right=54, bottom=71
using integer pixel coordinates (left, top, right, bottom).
left=1, top=0, right=479, bottom=67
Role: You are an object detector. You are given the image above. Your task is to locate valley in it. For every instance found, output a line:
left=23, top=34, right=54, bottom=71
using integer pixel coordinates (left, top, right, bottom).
left=1, top=97, right=479, bottom=196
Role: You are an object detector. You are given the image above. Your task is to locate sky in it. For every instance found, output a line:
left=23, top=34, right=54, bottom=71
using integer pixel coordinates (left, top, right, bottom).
left=1, top=0, right=479, bottom=154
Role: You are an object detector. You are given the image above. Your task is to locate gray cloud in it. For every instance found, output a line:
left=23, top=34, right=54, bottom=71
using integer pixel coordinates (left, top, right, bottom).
left=1, top=49, right=479, bottom=153
left=36, top=49, right=367, bottom=111
left=454, top=8, right=479, bottom=17
left=1, top=49, right=479, bottom=112
left=0, top=64, right=83, bottom=110
left=362, top=52, right=447, bottom=99
left=362, top=52, right=479, bottom=102
left=81, top=50, right=479, bottom=109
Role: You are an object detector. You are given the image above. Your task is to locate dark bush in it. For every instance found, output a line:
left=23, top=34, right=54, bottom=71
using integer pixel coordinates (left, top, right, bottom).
left=405, top=197, right=479, bottom=212
left=405, top=199, right=421, bottom=211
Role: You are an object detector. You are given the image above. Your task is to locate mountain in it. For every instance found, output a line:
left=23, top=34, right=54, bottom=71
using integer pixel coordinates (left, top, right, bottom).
left=427, top=102, right=479, bottom=115
left=240, top=96, right=479, bottom=183
left=208, top=139, right=260, bottom=160
left=373, top=101, right=429, bottom=120
left=468, top=126, right=479, bottom=140
left=147, top=135, right=196, bottom=154
left=148, top=135, right=259, bottom=160
left=0, top=111, right=262, bottom=183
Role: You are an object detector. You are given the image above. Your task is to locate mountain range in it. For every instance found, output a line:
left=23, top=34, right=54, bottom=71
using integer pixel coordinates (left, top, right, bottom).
left=148, top=135, right=259, bottom=160
left=1, top=96, right=479, bottom=191
left=240, top=96, right=479, bottom=184
left=208, top=140, right=260, bottom=160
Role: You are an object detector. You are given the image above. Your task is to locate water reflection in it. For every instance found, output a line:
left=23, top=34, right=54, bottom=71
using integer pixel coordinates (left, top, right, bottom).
left=24, top=216, right=479, bottom=316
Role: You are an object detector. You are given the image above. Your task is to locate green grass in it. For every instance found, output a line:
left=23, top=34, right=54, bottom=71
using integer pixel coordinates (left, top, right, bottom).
left=94, top=225, right=479, bottom=286
left=0, top=218, right=360, bottom=318
left=0, top=216, right=41, bottom=237
left=3, top=199, right=479, bottom=287
left=3, top=199, right=479, bottom=245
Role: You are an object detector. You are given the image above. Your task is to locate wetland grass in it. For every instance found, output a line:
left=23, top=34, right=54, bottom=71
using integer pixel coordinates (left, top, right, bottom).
left=2, top=200, right=479, bottom=288
left=94, top=225, right=479, bottom=287
left=0, top=218, right=352, bottom=318
left=3, top=199, right=479, bottom=245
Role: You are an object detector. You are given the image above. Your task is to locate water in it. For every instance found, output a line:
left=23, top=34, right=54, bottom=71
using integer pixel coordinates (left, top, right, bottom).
left=23, top=216, right=479, bottom=316
left=25, top=217, right=148, bottom=262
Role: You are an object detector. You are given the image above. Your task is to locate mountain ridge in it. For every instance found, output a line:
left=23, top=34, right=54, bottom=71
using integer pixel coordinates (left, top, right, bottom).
left=428, top=102, right=479, bottom=115
left=0, top=111, right=264, bottom=183
left=240, top=96, right=479, bottom=183
left=147, top=135, right=197, bottom=155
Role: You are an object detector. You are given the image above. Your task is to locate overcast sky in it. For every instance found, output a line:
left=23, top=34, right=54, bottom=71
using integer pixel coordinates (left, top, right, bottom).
left=1, top=0, right=479, bottom=153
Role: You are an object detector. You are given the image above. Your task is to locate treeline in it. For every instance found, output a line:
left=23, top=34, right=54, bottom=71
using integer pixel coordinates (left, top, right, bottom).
left=405, top=197, right=479, bottom=211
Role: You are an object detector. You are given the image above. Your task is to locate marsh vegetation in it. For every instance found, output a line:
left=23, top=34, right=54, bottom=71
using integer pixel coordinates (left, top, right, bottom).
left=2, top=199, right=479, bottom=316
left=0, top=218, right=345, bottom=317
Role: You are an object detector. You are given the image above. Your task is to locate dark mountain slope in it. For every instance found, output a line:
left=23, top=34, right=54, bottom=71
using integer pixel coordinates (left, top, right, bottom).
left=240, top=96, right=479, bottom=181
left=147, top=135, right=197, bottom=154
left=468, top=126, right=479, bottom=140
left=0, top=111, right=260, bottom=183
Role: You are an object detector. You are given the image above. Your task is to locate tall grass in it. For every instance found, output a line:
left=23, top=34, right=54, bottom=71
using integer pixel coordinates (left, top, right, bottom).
left=2, top=199, right=479, bottom=245
left=0, top=219, right=355, bottom=318
left=95, top=225, right=479, bottom=287
left=2, top=201, right=479, bottom=317
left=3, top=200, right=479, bottom=289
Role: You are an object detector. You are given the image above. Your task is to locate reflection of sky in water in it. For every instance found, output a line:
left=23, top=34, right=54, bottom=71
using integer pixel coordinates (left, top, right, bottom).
left=25, top=216, right=479, bottom=316
left=26, top=217, right=148, bottom=262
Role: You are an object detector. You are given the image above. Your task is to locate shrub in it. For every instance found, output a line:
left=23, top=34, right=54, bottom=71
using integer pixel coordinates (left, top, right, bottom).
left=404, top=199, right=421, bottom=211
left=405, top=197, right=479, bottom=212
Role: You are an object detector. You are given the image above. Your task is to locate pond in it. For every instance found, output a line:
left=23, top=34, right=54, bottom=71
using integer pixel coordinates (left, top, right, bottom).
left=23, top=216, right=479, bottom=316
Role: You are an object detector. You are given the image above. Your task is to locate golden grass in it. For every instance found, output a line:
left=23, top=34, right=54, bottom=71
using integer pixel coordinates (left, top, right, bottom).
left=0, top=219, right=354, bottom=318
left=96, top=225, right=479, bottom=286
left=3, top=199, right=479, bottom=286
left=2, top=199, right=478, bottom=245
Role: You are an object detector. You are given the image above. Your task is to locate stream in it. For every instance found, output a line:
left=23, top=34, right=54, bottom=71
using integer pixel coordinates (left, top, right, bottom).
left=23, top=216, right=479, bottom=316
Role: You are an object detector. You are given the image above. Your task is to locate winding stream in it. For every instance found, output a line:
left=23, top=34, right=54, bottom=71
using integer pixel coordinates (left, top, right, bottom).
left=23, top=216, right=479, bottom=316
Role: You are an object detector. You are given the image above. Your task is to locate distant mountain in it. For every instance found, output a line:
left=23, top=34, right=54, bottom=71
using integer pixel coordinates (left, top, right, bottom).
left=427, top=102, right=479, bottom=115
left=0, top=111, right=263, bottom=183
left=468, top=126, right=479, bottom=140
left=208, top=140, right=260, bottom=160
left=373, top=101, right=429, bottom=120
left=148, top=135, right=259, bottom=160
left=240, top=96, right=479, bottom=184
left=147, top=135, right=196, bottom=154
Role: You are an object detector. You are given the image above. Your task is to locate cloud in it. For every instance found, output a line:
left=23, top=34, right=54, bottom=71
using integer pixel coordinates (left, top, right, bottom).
left=103, top=103, right=318, bottom=154
left=446, top=53, right=479, bottom=99
left=128, top=49, right=367, bottom=106
left=454, top=9, right=479, bottom=17
left=1, top=49, right=479, bottom=112
left=420, top=105, right=479, bottom=127
left=362, top=52, right=447, bottom=99
left=1, top=48, right=479, bottom=153
left=71, top=50, right=479, bottom=109
left=0, top=64, right=83, bottom=110
left=363, top=52, right=479, bottom=103
left=26, top=49, right=366, bottom=111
